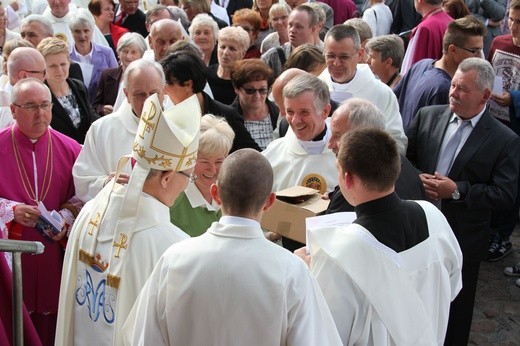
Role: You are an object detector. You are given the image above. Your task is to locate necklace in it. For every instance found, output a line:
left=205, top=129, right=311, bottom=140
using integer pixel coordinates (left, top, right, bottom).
left=386, top=71, right=400, bottom=87
left=11, top=127, right=53, bottom=203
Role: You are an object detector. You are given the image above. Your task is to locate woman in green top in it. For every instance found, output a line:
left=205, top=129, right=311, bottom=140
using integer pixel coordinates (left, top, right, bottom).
left=170, top=114, right=235, bottom=236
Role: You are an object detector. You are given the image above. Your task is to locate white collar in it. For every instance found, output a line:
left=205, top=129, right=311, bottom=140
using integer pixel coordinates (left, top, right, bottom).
left=184, top=182, right=220, bottom=211
left=219, top=215, right=260, bottom=229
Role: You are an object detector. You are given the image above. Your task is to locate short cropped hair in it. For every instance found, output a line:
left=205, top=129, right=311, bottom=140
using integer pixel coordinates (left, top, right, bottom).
left=199, top=114, right=235, bottom=157
left=179, top=0, right=210, bottom=14
left=116, top=32, right=147, bottom=55
left=88, top=0, right=116, bottom=16
left=189, top=13, right=219, bottom=41
left=307, top=2, right=326, bottom=26
left=334, top=98, right=386, bottom=130
left=21, top=14, right=54, bottom=37
left=160, top=50, right=207, bottom=92
left=325, top=24, right=361, bottom=50
left=365, top=35, right=405, bottom=69
left=457, top=57, right=494, bottom=91
left=146, top=4, right=172, bottom=23
left=294, top=4, right=320, bottom=27
left=283, top=74, right=330, bottom=115
left=284, top=44, right=325, bottom=73
left=166, top=40, right=204, bottom=58
left=37, top=37, right=70, bottom=58
left=338, top=128, right=400, bottom=191
left=217, top=149, right=273, bottom=215
left=11, top=78, right=51, bottom=104
left=2, top=39, right=34, bottom=61
left=233, top=9, right=262, bottom=32
left=123, top=59, right=166, bottom=88
left=68, top=9, right=96, bottom=32
left=218, top=26, right=250, bottom=53
left=343, top=19, right=372, bottom=43
left=231, top=59, right=274, bottom=89
left=443, top=15, right=486, bottom=53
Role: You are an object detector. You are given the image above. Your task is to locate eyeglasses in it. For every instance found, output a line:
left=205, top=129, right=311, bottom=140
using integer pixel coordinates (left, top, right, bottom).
left=23, top=69, right=46, bottom=77
left=455, top=45, right=482, bottom=55
left=177, top=171, right=197, bottom=183
left=324, top=54, right=355, bottom=62
left=13, top=102, right=53, bottom=112
left=241, top=87, right=269, bottom=95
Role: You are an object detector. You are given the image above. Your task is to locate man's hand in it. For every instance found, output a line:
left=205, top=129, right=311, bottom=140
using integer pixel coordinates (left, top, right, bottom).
left=14, top=204, right=40, bottom=227
left=102, top=105, right=114, bottom=115
left=491, top=91, right=512, bottom=107
left=52, top=221, right=68, bottom=241
left=104, top=172, right=130, bottom=186
left=294, top=247, right=311, bottom=267
left=265, top=231, right=281, bottom=242
left=420, top=172, right=458, bottom=200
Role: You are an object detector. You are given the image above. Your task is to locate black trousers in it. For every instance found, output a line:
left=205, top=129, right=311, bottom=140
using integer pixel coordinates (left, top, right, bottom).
left=444, top=260, right=481, bottom=345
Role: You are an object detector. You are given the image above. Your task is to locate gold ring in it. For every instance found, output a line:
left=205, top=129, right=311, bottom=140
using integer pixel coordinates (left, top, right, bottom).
left=25, top=212, right=30, bottom=218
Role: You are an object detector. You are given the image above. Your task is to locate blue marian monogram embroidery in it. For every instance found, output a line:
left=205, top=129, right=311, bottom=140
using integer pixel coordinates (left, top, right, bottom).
left=75, top=269, right=116, bottom=324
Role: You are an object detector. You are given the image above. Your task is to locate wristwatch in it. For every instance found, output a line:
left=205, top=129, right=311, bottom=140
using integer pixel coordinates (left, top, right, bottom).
left=452, top=189, right=460, bottom=200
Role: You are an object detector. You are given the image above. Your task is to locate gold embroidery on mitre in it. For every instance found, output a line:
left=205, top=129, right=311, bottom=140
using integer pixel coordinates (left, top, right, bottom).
left=301, top=173, right=327, bottom=194
left=107, top=274, right=120, bottom=289
left=112, top=233, right=128, bottom=258
left=139, top=101, right=157, bottom=139
left=132, top=143, right=174, bottom=168
left=186, top=154, right=197, bottom=167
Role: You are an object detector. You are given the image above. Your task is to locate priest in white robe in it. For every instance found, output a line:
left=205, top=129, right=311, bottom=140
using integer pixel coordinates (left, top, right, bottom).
left=55, top=93, right=202, bottom=346
left=262, top=73, right=337, bottom=194
left=73, top=59, right=166, bottom=202
left=298, top=128, right=462, bottom=345
left=123, top=149, right=343, bottom=346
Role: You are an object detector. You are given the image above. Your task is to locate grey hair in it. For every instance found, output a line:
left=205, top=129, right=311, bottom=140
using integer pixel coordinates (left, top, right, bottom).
left=307, top=2, right=325, bottom=25
left=457, top=57, right=494, bottom=91
left=199, top=114, right=235, bottom=156
left=343, top=19, right=372, bottom=43
left=117, top=32, right=147, bottom=55
left=11, top=78, right=51, bottom=104
left=68, top=8, right=95, bottom=32
left=150, top=18, right=182, bottom=38
left=218, top=26, right=250, bottom=53
left=283, top=74, right=330, bottom=114
left=365, top=35, right=405, bottom=69
left=334, top=98, right=386, bottom=130
left=189, top=13, right=219, bottom=41
left=145, top=4, right=173, bottom=23
left=123, top=59, right=166, bottom=88
left=21, top=14, right=54, bottom=37
left=325, top=24, right=361, bottom=50
left=167, top=6, right=190, bottom=29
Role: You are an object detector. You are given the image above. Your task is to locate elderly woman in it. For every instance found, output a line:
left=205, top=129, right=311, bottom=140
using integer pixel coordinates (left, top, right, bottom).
left=232, top=8, right=262, bottom=59
left=89, top=0, right=128, bottom=58
left=37, top=37, right=98, bottom=144
left=230, top=59, right=278, bottom=150
left=93, top=32, right=146, bottom=115
left=253, top=0, right=277, bottom=46
left=170, top=114, right=235, bottom=236
left=260, top=3, right=290, bottom=53
left=207, top=26, right=249, bottom=105
left=179, top=0, right=228, bottom=29
left=161, top=49, right=260, bottom=151
left=69, top=10, right=118, bottom=102
left=189, top=13, right=219, bottom=66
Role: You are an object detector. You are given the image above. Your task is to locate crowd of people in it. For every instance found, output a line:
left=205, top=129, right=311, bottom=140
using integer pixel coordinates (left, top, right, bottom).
left=1, top=0, right=520, bottom=344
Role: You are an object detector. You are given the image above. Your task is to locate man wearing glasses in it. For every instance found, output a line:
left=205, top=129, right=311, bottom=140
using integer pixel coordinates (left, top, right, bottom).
left=0, top=78, right=82, bottom=345
left=319, top=24, right=407, bottom=154
left=56, top=93, right=201, bottom=346
left=394, top=16, right=486, bottom=131
left=0, top=47, right=47, bottom=130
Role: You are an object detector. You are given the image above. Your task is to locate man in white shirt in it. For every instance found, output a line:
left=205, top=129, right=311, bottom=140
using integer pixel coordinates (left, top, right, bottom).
left=262, top=73, right=337, bottom=194
left=73, top=59, right=166, bottom=202
left=299, top=128, right=461, bottom=345
left=123, top=148, right=342, bottom=346
left=319, top=24, right=407, bottom=153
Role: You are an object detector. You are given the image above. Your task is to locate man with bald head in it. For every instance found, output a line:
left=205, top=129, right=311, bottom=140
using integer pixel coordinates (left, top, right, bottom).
left=124, top=148, right=342, bottom=345
left=0, top=47, right=47, bottom=129
left=326, top=98, right=425, bottom=214
left=146, top=18, right=183, bottom=62
left=73, top=59, right=166, bottom=202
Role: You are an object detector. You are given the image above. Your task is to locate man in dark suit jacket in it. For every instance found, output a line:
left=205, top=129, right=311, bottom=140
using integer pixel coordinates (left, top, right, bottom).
left=406, top=58, right=520, bottom=345
left=221, top=0, right=252, bottom=21
left=114, top=1, right=148, bottom=37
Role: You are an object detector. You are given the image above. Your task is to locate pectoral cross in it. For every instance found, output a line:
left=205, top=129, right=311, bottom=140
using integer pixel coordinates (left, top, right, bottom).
left=87, top=212, right=101, bottom=236
left=139, top=102, right=157, bottom=139
left=112, top=233, right=128, bottom=258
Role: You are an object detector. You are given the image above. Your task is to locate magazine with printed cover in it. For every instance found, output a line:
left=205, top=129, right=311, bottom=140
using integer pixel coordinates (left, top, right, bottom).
left=490, top=49, right=520, bottom=122
left=35, top=201, right=63, bottom=240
